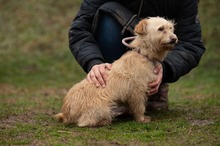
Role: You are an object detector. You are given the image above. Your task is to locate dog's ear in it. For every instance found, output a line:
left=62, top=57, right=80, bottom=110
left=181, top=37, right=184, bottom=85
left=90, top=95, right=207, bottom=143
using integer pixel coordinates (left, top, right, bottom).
left=134, top=19, right=148, bottom=35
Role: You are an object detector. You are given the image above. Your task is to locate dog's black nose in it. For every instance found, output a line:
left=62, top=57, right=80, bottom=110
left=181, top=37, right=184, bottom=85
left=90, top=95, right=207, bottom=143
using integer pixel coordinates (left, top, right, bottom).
left=170, top=37, right=177, bottom=44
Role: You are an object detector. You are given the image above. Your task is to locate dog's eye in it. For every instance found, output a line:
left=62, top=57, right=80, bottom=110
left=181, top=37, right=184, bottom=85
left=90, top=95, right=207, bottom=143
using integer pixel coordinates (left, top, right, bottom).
left=158, top=26, right=164, bottom=31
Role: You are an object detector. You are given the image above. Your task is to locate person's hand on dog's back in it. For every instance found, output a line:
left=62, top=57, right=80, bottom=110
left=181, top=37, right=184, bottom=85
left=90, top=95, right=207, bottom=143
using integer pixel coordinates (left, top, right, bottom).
left=148, top=63, right=163, bottom=96
left=87, top=63, right=112, bottom=88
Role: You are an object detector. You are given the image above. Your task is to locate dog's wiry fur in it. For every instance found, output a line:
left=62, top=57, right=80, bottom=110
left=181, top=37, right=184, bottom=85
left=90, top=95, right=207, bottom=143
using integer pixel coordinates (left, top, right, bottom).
left=55, top=17, right=178, bottom=127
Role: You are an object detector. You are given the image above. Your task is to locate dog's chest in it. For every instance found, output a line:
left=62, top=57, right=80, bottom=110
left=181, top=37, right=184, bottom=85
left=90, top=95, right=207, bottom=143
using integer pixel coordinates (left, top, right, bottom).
left=109, top=52, right=157, bottom=89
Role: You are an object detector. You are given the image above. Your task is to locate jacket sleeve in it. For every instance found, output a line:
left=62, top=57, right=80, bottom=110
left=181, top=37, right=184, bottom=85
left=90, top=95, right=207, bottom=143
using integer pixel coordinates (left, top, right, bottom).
left=162, top=0, right=206, bottom=83
left=69, top=0, right=107, bottom=73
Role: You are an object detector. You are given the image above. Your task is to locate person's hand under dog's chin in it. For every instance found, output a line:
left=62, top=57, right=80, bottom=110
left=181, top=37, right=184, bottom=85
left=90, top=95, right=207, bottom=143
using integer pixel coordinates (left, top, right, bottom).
left=86, top=63, right=112, bottom=88
left=147, top=63, right=163, bottom=96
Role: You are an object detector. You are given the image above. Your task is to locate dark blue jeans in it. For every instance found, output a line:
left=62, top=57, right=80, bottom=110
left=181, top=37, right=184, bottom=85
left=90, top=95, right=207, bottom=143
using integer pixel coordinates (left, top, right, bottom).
left=95, top=14, right=130, bottom=63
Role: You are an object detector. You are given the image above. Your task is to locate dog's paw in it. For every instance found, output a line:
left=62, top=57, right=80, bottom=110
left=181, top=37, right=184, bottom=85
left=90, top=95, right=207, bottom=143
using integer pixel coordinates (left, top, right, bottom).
left=97, top=119, right=112, bottom=127
left=143, top=116, right=151, bottom=123
left=135, top=116, right=151, bottom=123
left=55, top=113, right=64, bottom=122
left=77, top=119, right=112, bottom=127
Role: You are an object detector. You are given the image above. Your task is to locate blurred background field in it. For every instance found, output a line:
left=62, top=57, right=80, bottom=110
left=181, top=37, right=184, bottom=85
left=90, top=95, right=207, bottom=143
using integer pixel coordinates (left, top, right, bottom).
left=0, top=0, right=219, bottom=145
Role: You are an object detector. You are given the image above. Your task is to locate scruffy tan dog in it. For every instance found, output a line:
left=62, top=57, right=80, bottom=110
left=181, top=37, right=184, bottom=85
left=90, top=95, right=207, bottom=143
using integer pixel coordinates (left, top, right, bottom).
left=56, top=17, right=178, bottom=127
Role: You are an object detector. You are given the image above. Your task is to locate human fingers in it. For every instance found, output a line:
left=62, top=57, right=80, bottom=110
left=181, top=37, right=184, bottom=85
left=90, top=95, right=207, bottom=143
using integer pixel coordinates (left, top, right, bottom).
left=153, top=63, right=162, bottom=74
left=148, top=70, right=162, bottom=89
left=148, top=76, right=162, bottom=95
left=105, top=63, right=112, bottom=70
left=86, top=64, right=111, bottom=88
left=86, top=72, right=92, bottom=83
left=87, top=69, right=102, bottom=87
left=148, top=80, right=159, bottom=88
left=148, top=64, right=163, bottom=95
left=147, top=85, right=159, bottom=96
left=98, top=65, right=109, bottom=87
left=101, top=63, right=112, bottom=81
left=92, top=64, right=108, bottom=87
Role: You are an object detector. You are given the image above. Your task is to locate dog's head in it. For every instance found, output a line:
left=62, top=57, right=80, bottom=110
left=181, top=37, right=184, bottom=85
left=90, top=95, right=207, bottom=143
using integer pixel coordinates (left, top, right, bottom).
left=133, top=17, right=178, bottom=61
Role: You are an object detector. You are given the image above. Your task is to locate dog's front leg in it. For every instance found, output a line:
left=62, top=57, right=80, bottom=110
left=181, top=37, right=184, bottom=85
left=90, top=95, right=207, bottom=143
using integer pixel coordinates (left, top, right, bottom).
left=128, top=91, right=151, bottom=123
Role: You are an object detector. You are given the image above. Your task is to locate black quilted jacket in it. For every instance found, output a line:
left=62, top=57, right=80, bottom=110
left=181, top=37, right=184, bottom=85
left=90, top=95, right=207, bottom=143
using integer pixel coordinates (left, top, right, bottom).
left=69, top=0, right=206, bottom=83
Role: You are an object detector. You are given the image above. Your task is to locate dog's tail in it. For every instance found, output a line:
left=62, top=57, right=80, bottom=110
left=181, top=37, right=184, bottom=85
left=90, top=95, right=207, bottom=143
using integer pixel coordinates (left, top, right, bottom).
left=55, top=113, right=65, bottom=122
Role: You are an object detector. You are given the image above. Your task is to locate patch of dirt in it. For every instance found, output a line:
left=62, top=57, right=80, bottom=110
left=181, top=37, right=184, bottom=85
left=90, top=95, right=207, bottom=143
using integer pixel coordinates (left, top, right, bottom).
left=0, top=85, right=68, bottom=130
left=88, top=140, right=148, bottom=146
left=0, top=110, right=55, bottom=129
left=39, top=87, right=68, bottom=97
left=190, top=119, right=215, bottom=126
left=185, top=93, right=219, bottom=101
left=0, top=83, right=28, bottom=95
left=0, top=111, right=37, bottom=129
left=88, top=141, right=124, bottom=146
left=0, top=83, right=68, bottom=97
left=185, top=94, right=206, bottom=100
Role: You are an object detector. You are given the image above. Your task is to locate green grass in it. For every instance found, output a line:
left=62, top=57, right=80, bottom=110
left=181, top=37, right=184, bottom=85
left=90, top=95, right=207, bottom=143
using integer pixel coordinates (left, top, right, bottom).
left=0, top=0, right=220, bottom=145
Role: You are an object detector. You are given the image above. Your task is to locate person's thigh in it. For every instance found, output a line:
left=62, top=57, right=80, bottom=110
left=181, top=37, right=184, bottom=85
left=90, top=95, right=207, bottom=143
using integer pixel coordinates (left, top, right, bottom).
left=95, top=13, right=130, bottom=63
